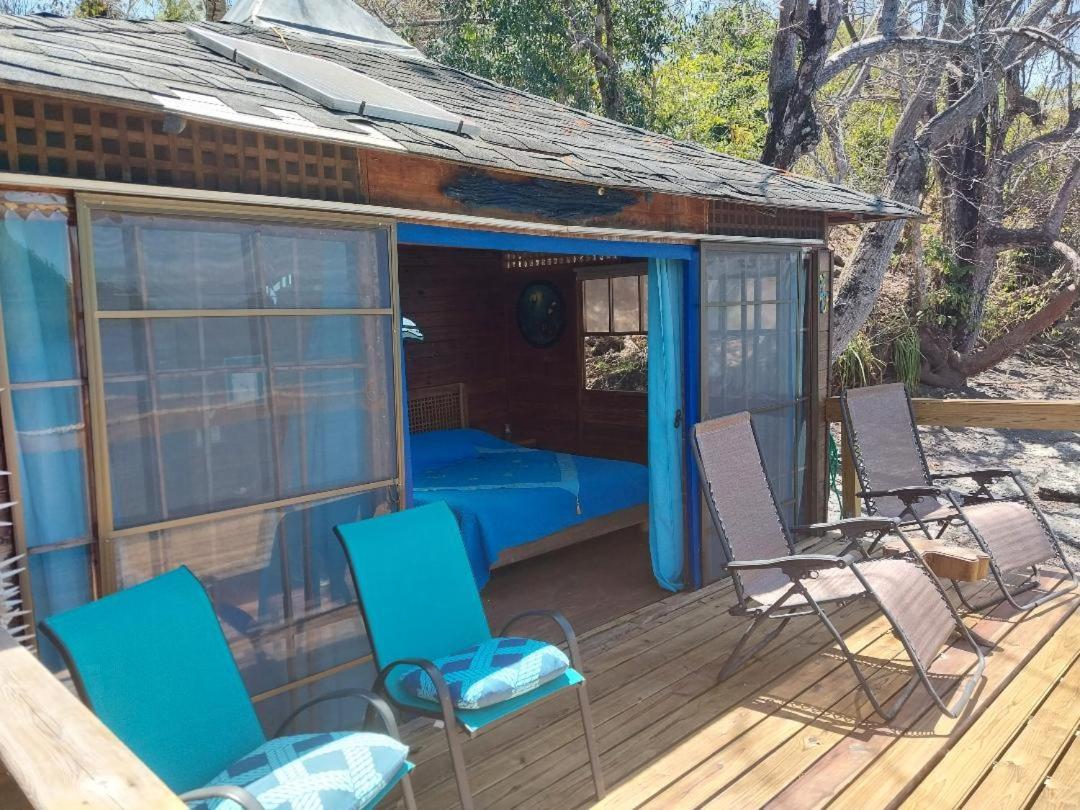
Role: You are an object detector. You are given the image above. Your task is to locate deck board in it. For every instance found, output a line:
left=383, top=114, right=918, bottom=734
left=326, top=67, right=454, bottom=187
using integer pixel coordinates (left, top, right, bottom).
left=396, top=572, right=1078, bottom=809
left=960, top=657, right=1080, bottom=809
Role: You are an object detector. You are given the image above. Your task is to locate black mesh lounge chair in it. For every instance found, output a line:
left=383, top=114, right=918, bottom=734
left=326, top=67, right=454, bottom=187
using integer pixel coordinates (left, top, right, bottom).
left=840, top=383, right=1078, bottom=612
left=692, top=412, right=985, bottom=721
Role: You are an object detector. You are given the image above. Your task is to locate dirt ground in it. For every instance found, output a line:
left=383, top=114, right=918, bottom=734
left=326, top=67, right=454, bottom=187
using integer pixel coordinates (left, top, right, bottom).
left=917, top=353, right=1079, bottom=570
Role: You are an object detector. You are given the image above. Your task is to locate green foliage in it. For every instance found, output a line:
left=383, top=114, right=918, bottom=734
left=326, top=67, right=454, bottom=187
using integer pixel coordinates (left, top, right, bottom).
left=585, top=334, right=648, bottom=391
left=156, top=0, right=202, bottom=20
left=978, top=253, right=1053, bottom=345
left=74, top=0, right=110, bottom=16
left=842, top=99, right=898, bottom=192
left=649, top=2, right=772, bottom=158
left=833, top=331, right=884, bottom=389
left=429, top=0, right=675, bottom=126
left=921, top=236, right=973, bottom=327
left=891, top=321, right=922, bottom=393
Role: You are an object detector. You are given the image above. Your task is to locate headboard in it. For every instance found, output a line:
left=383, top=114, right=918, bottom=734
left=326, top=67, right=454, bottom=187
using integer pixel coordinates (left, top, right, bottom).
left=408, top=383, right=469, bottom=433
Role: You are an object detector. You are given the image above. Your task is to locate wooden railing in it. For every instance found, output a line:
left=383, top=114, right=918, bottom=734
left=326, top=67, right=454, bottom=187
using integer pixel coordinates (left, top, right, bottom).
left=825, top=397, right=1080, bottom=517
left=0, top=628, right=184, bottom=809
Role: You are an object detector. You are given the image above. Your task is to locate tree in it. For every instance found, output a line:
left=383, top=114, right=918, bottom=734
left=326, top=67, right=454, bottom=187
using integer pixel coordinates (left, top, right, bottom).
left=651, top=1, right=773, bottom=158
left=373, top=0, right=675, bottom=126
left=758, top=0, right=1080, bottom=385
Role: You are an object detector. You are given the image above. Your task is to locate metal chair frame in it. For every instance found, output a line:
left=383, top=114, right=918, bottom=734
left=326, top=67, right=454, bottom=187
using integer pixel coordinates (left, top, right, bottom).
left=363, top=610, right=604, bottom=810
left=839, top=386, right=1078, bottom=613
left=693, top=415, right=986, bottom=722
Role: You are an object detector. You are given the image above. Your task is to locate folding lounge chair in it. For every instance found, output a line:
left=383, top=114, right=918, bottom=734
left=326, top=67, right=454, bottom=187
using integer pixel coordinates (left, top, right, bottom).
left=841, top=383, right=1078, bottom=611
left=40, top=566, right=416, bottom=810
left=335, top=501, right=605, bottom=810
left=692, top=412, right=985, bottom=721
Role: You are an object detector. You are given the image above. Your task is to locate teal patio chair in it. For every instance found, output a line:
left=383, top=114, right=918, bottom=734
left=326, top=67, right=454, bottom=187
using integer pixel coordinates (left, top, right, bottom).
left=335, top=502, right=605, bottom=810
left=39, top=566, right=416, bottom=810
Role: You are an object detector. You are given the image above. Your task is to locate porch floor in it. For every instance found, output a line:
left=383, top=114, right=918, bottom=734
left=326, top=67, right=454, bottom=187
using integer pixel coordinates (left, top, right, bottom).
left=396, top=569, right=1079, bottom=809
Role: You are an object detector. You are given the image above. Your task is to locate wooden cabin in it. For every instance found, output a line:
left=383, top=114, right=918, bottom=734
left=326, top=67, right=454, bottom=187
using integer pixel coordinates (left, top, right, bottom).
left=0, top=6, right=919, bottom=739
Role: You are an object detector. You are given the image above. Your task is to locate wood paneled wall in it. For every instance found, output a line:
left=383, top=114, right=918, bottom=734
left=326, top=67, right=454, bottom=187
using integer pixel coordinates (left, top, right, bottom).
left=399, top=246, right=648, bottom=463
left=399, top=246, right=509, bottom=436
left=504, top=265, right=582, bottom=454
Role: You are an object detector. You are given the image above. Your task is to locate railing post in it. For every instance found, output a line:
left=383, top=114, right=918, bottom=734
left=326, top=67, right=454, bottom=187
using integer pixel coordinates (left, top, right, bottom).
left=840, top=419, right=860, bottom=518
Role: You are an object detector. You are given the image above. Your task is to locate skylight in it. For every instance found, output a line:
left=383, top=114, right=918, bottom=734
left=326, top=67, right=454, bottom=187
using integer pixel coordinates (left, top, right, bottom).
left=187, top=27, right=480, bottom=137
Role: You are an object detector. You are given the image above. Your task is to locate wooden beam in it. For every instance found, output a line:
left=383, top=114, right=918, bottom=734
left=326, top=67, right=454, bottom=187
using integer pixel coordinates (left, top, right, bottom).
left=839, top=418, right=860, bottom=517
left=0, top=629, right=184, bottom=809
left=826, top=396, right=1080, bottom=431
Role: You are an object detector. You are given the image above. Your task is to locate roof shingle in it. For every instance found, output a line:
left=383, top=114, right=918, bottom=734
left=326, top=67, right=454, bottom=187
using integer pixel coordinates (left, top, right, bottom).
left=0, top=14, right=920, bottom=219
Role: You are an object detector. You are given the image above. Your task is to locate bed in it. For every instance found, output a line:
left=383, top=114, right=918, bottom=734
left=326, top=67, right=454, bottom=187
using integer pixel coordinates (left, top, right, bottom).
left=408, top=384, right=649, bottom=587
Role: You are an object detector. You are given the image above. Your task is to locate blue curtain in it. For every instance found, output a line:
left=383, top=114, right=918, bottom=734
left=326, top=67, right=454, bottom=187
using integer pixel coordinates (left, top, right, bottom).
left=647, top=258, right=685, bottom=591
left=0, top=209, right=93, bottom=668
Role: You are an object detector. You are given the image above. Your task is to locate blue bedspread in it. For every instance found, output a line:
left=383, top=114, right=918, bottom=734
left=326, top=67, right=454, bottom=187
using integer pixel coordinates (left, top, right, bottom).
left=411, top=429, right=648, bottom=588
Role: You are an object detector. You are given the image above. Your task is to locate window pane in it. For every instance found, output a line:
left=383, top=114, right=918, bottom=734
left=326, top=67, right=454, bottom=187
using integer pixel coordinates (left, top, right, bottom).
left=611, top=275, right=640, bottom=332
left=583, top=334, right=647, bottom=392
left=100, top=315, right=398, bottom=528
left=91, top=211, right=391, bottom=310
left=701, top=248, right=809, bottom=556
left=583, top=278, right=610, bottom=333
left=112, top=487, right=396, bottom=698
left=640, top=276, right=648, bottom=332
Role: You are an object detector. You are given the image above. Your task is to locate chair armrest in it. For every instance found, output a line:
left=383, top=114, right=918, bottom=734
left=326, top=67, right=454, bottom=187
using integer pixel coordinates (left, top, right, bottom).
left=858, top=485, right=943, bottom=501
left=499, top=609, right=583, bottom=670
left=728, top=554, right=849, bottom=578
left=796, top=517, right=901, bottom=558
left=180, top=785, right=263, bottom=810
left=376, top=658, right=459, bottom=724
left=932, top=467, right=1015, bottom=484
left=272, top=688, right=403, bottom=740
left=797, top=517, right=901, bottom=538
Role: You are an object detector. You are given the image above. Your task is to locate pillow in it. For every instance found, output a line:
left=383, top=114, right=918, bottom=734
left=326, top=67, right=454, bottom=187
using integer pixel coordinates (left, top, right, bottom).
left=396, top=637, right=570, bottom=710
left=409, top=429, right=494, bottom=472
left=192, top=732, right=409, bottom=810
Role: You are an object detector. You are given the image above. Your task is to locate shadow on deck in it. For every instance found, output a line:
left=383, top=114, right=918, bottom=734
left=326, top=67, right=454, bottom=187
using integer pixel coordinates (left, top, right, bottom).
left=397, top=570, right=1079, bottom=809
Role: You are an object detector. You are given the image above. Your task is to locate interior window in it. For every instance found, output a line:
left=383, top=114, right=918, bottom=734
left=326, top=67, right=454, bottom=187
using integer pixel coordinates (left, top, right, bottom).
left=581, top=272, right=648, bottom=393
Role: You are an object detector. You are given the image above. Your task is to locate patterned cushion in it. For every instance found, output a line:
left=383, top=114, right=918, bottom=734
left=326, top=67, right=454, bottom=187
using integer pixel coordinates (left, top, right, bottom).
left=397, top=637, right=570, bottom=710
left=191, top=732, right=409, bottom=810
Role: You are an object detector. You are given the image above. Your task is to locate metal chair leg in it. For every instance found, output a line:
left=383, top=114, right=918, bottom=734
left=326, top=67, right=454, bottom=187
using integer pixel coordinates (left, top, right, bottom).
left=576, top=682, right=606, bottom=800
left=444, top=722, right=474, bottom=810
left=400, top=771, right=418, bottom=810
left=718, top=613, right=791, bottom=682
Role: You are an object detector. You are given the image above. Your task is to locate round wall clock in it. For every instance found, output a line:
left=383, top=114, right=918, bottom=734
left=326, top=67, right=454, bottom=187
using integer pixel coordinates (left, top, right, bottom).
left=516, top=281, right=566, bottom=348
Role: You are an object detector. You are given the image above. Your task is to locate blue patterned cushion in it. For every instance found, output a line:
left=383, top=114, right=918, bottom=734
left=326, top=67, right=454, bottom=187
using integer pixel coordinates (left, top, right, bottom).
left=397, top=637, right=570, bottom=710
left=191, top=732, right=408, bottom=810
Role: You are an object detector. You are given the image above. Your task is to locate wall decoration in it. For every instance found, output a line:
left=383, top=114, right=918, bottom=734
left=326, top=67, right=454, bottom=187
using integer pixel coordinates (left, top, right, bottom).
left=516, top=281, right=566, bottom=348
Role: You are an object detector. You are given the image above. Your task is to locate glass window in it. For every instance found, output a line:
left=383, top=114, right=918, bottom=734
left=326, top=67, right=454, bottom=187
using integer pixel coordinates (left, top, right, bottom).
left=111, top=487, right=395, bottom=704
left=90, top=212, right=391, bottom=311
left=82, top=201, right=401, bottom=713
left=701, top=248, right=810, bottom=578
left=583, top=278, right=609, bottom=333
left=582, top=272, right=649, bottom=393
left=611, top=275, right=640, bottom=332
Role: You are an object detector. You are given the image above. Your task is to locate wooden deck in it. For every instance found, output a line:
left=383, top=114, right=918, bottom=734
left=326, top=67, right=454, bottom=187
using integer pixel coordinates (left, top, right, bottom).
left=398, top=570, right=1079, bottom=809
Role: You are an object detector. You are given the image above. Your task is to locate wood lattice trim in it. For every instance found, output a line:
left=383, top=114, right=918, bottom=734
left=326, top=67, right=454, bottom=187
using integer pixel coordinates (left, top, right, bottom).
left=709, top=200, right=826, bottom=239
left=0, top=90, right=363, bottom=203
left=408, top=383, right=468, bottom=433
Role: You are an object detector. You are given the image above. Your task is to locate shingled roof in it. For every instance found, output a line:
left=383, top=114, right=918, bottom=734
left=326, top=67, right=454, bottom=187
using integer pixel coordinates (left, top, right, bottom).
left=0, top=13, right=920, bottom=220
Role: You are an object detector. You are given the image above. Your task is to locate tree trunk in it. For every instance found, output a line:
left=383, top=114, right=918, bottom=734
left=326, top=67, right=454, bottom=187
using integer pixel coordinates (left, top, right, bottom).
left=920, top=282, right=1079, bottom=385
left=761, top=0, right=842, bottom=169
